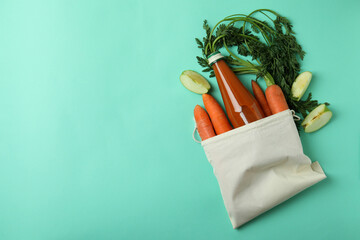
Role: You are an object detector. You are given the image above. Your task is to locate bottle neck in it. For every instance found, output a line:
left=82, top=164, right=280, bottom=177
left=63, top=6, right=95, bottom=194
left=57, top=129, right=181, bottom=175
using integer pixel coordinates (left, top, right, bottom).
left=208, top=51, right=224, bottom=66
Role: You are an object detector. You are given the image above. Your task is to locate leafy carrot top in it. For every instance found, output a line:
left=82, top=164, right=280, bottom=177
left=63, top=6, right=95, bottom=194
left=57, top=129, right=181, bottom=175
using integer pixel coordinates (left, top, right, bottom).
left=195, top=9, right=328, bottom=121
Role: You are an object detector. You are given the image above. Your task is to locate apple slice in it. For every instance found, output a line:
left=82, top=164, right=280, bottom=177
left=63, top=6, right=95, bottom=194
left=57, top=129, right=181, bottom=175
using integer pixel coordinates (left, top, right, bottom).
left=301, top=104, right=332, bottom=133
left=291, top=71, right=312, bottom=101
left=180, top=70, right=211, bottom=94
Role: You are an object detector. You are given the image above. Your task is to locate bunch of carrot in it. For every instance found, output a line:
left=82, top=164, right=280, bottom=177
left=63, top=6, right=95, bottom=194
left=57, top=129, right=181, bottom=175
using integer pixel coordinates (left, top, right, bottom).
left=251, top=80, right=288, bottom=117
left=194, top=94, right=232, bottom=140
left=194, top=82, right=288, bottom=141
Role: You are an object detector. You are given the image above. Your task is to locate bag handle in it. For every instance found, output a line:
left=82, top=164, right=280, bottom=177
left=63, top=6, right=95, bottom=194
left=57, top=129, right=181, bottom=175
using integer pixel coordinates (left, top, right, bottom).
left=193, top=118, right=201, bottom=143
left=291, top=110, right=301, bottom=121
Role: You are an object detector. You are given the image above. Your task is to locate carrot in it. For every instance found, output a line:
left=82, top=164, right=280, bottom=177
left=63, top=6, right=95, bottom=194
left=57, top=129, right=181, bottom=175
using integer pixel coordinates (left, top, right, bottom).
left=251, top=80, right=272, bottom=117
left=194, top=105, right=216, bottom=141
left=202, top=94, right=233, bottom=134
left=265, top=84, right=289, bottom=114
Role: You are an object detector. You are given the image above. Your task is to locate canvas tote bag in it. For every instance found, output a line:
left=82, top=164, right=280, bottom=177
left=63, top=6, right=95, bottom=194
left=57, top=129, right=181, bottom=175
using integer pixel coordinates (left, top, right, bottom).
left=200, top=109, right=326, bottom=228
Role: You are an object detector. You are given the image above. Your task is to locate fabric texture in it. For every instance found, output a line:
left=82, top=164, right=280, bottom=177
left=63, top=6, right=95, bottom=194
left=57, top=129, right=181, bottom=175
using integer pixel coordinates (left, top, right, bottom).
left=201, top=110, right=326, bottom=228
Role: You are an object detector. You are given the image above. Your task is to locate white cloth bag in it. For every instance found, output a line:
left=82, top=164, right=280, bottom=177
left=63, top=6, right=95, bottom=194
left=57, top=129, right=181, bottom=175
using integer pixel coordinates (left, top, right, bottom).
left=201, top=109, right=326, bottom=228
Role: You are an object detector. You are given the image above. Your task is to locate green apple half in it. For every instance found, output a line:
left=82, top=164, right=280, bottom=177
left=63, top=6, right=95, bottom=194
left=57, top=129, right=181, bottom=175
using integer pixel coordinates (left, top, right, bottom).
left=291, top=71, right=312, bottom=101
left=180, top=70, right=211, bottom=94
left=302, top=104, right=332, bottom=133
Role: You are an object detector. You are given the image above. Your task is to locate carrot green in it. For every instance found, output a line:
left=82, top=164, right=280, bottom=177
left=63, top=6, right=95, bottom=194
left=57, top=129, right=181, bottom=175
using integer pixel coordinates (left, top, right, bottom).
left=195, top=9, right=329, bottom=122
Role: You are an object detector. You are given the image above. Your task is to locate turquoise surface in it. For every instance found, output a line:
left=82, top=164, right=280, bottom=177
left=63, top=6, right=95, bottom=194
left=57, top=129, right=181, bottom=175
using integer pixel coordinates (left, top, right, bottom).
left=0, top=0, right=359, bottom=239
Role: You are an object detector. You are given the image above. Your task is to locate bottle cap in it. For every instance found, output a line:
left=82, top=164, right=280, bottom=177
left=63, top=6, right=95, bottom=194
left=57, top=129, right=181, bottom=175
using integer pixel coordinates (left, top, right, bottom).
left=207, top=51, right=224, bottom=66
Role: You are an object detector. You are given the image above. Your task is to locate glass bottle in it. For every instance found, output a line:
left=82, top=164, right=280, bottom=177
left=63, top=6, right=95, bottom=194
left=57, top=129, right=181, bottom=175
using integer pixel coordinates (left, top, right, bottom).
left=208, top=52, right=264, bottom=128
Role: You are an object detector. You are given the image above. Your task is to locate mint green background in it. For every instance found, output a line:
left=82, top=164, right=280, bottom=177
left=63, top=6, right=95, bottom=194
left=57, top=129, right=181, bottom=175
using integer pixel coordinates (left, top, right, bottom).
left=0, top=0, right=359, bottom=239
